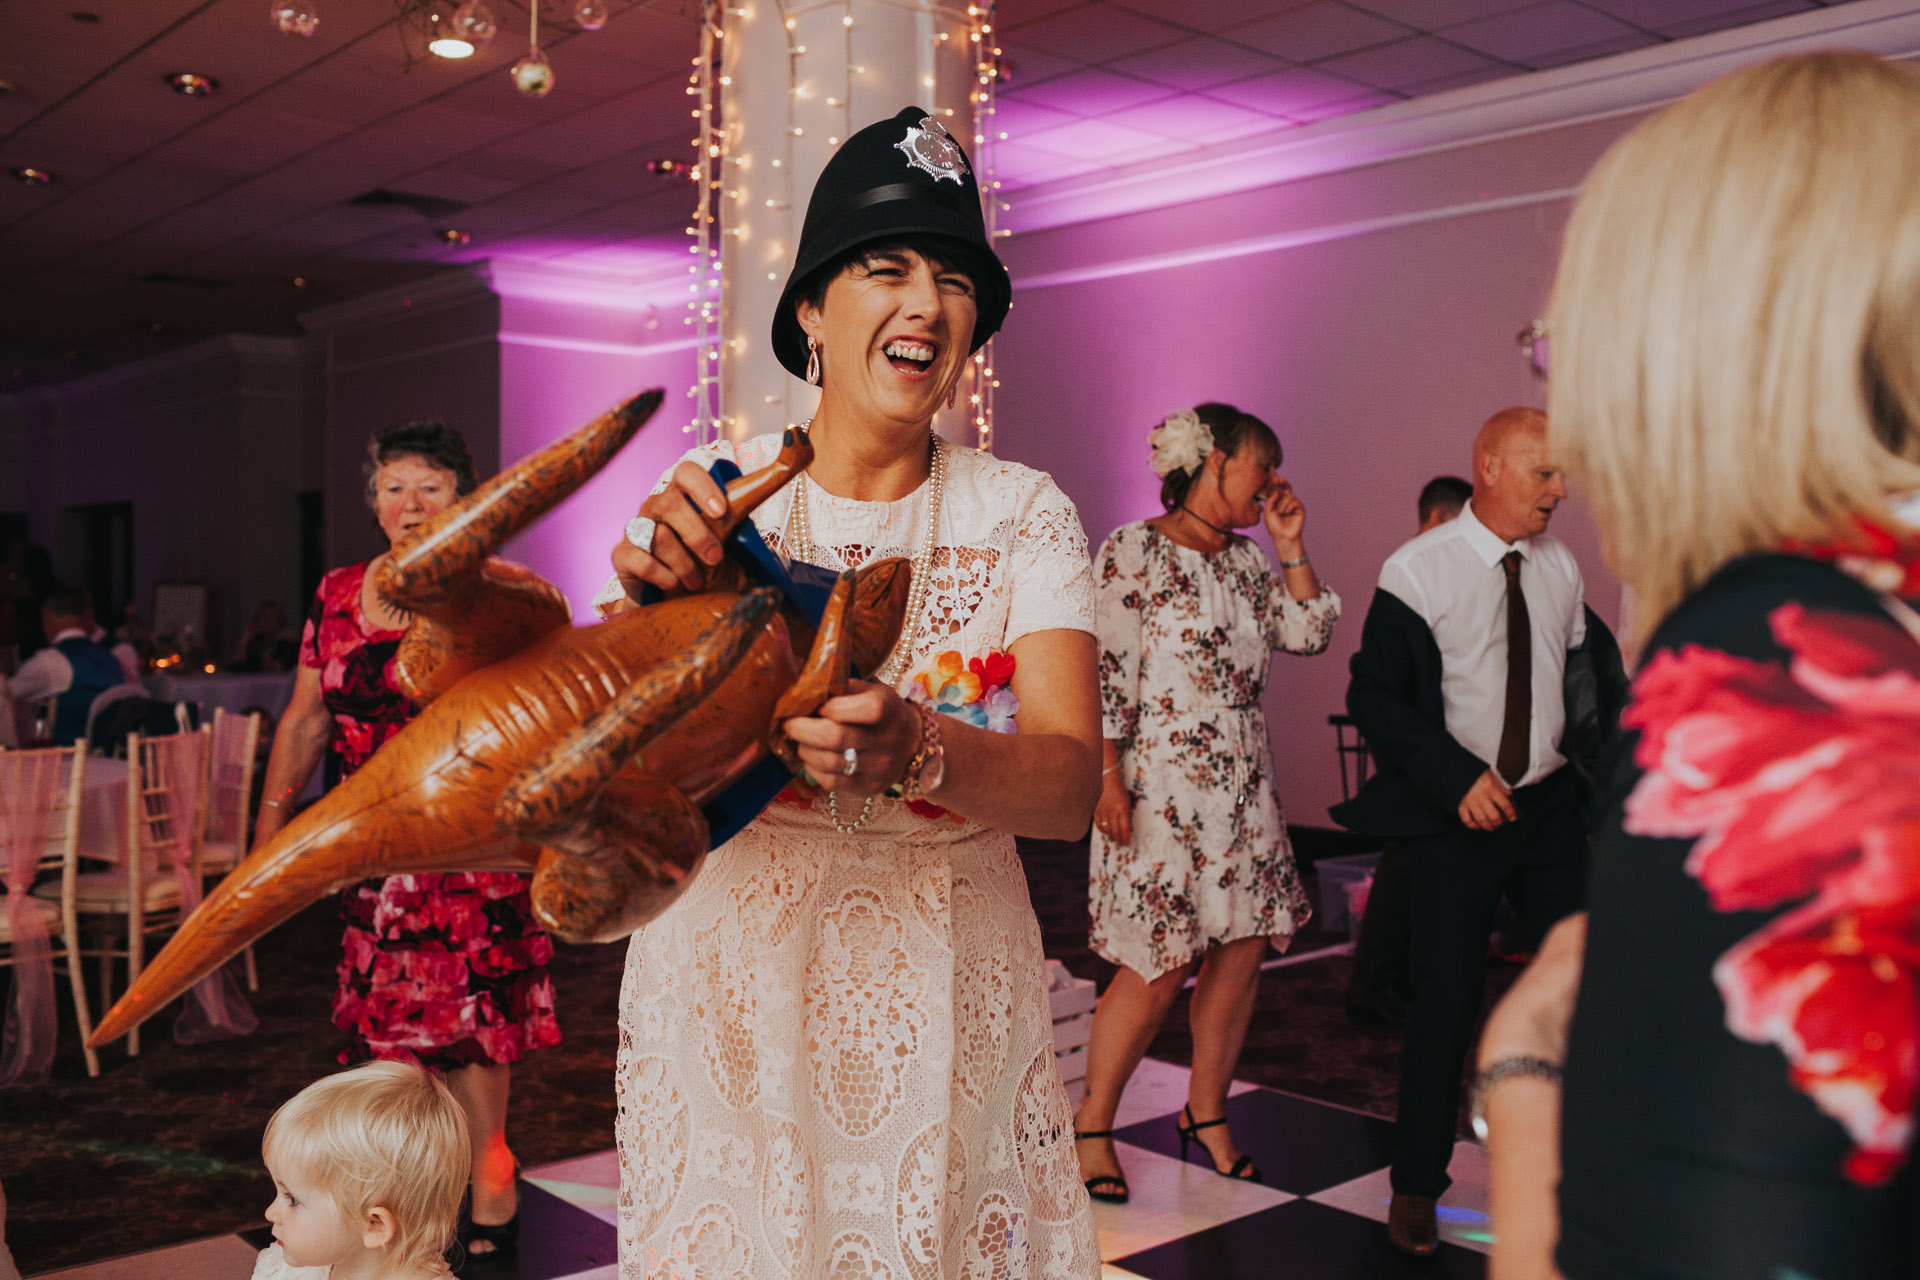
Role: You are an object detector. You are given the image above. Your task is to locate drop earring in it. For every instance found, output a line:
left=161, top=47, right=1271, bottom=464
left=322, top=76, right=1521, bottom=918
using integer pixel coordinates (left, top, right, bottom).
left=805, top=337, right=820, bottom=387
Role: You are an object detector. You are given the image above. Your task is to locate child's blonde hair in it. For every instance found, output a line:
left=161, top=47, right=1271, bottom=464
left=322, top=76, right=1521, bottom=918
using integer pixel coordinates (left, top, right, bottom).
left=263, top=1060, right=469, bottom=1272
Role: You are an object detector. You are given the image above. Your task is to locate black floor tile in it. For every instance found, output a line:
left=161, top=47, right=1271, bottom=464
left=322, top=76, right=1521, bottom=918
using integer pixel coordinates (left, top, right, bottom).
left=239, top=1181, right=615, bottom=1278
left=1113, top=1088, right=1397, bottom=1197
left=1113, top=1199, right=1486, bottom=1280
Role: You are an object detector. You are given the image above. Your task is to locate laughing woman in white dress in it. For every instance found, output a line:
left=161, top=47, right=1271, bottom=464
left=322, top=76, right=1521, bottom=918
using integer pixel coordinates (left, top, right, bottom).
left=1073, top=404, right=1340, bottom=1203
left=598, top=108, right=1102, bottom=1280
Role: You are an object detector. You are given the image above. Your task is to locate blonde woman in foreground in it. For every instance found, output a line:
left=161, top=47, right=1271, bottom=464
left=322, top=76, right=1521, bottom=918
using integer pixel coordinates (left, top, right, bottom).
left=252, top=1061, right=469, bottom=1279
left=1477, top=51, right=1920, bottom=1280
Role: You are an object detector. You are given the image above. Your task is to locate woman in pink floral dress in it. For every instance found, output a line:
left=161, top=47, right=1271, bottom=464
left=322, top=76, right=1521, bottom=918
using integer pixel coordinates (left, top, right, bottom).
left=252, top=420, right=556, bottom=1257
left=1075, top=402, right=1339, bottom=1200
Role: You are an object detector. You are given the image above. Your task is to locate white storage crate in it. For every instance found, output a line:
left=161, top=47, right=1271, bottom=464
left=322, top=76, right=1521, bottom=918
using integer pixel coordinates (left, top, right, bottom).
left=1315, top=851, right=1381, bottom=938
left=1046, top=959, right=1095, bottom=1112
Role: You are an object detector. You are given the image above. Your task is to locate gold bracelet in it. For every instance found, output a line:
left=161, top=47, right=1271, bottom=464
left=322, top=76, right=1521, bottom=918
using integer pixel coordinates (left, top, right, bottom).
left=888, top=703, right=942, bottom=800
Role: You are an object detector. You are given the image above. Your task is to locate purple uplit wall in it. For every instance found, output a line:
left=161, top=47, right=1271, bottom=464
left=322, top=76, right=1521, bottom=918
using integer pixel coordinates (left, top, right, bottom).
left=993, top=118, right=1624, bottom=829
left=497, top=333, right=699, bottom=618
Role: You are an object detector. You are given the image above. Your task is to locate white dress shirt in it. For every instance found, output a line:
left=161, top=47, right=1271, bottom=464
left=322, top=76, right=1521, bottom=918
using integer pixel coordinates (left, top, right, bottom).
left=5, top=627, right=92, bottom=704
left=1376, top=500, right=1586, bottom=788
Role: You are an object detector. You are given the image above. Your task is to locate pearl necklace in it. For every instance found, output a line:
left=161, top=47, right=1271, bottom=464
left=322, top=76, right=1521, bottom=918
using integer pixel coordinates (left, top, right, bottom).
left=784, top=426, right=948, bottom=833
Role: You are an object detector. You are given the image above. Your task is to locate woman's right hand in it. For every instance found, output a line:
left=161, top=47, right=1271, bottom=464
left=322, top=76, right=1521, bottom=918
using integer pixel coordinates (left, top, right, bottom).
left=611, top=461, right=732, bottom=599
left=1093, top=773, right=1133, bottom=844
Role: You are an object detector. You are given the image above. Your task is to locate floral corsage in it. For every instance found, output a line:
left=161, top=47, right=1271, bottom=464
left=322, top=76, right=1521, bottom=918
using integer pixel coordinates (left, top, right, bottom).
left=774, top=650, right=1018, bottom=820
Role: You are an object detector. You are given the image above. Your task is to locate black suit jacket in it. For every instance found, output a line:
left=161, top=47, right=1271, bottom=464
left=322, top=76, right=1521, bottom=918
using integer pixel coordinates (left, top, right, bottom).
left=1329, top=588, right=1627, bottom=839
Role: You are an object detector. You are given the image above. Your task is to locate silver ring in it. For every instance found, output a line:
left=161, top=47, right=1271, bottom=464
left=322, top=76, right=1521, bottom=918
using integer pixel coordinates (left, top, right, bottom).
left=841, top=747, right=859, bottom=777
left=624, top=516, right=657, bottom=553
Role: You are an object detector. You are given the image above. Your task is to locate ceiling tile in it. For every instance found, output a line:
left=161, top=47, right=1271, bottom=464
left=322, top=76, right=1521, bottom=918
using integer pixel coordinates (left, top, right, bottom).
left=1314, top=36, right=1504, bottom=91
left=1578, top=0, right=1792, bottom=29
left=1202, top=65, right=1381, bottom=117
left=1658, top=1, right=1821, bottom=39
left=1287, top=88, right=1400, bottom=120
left=1344, top=0, right=1539, bottom=25
left=998, top=0, right=1100, bottom=30
left=1224, top=3, right=1415, bottom=62
left=1104, top=37, right=1292, bottom=91
left=1109, top=0, right=1324, bottom=30
left=995, top=67, right=1176, bottom=116
left=1002, top=3, right=1189, bottom=62
left=996, top=40, right=1091, bottom=88
left=990, top=97, right=1085, bottom=138
left=1400, top=64, right=1517, bottom=95
left=1441, top=2, right=1641, bottom=65
left=1527, top=30, right=1662, bottom=67
left=1100, top=93, right=1282, bottom=144
left=148, top=107, right=356, bottom=179
left=989, top=138, right=1111, bottom=187
left=1018, top=116, right=1189, bottom=161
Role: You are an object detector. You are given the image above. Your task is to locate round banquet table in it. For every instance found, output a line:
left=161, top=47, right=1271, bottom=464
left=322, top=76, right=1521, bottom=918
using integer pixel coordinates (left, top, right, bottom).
left=142, top=670, right=296, bottom=723
left=77, top=756, right=132, bottom=865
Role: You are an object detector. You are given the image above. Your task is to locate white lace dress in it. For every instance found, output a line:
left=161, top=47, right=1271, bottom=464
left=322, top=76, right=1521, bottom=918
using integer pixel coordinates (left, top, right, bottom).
left=604, top=434, right=1102, bottom=1280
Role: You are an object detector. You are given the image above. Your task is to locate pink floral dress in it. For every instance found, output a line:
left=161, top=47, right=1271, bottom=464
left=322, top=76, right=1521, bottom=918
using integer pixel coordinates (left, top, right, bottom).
left=302, top=563, right=560, bottom=1070
left=1092, top=522, right=1341, bottom=979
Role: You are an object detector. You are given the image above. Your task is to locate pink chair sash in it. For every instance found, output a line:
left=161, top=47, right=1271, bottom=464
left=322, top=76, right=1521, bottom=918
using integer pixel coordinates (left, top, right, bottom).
left=142, top=732, right=258, bottom=1044
left=0, top=749, right=67, bottom=1087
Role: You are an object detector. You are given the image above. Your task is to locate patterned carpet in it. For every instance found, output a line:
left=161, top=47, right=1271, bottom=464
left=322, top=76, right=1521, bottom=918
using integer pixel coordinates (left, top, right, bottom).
left=0, top=828, right=1513, bottom=1275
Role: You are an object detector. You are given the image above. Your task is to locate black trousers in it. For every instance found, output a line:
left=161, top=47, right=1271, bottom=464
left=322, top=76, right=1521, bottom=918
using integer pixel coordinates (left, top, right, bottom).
left=1347, top=841, right=1411, bottom=1014
left=1391, top=767, right=1588, bottom=1197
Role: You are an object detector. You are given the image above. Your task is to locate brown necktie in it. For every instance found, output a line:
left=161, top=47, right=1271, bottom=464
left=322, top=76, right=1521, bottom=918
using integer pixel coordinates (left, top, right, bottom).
left=1496, top=550, right=1532, bottom=786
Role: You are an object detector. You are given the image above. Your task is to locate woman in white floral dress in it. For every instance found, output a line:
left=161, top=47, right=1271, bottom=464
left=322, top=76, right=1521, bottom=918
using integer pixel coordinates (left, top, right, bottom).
left=1073, top=403, right=1340, bottom=1202
left=600, top=109, right=1102, bottom=1279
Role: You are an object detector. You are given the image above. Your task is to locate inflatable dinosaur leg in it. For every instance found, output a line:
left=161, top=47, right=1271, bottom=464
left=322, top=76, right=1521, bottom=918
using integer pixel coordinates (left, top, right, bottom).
left=768, top=570, right=858, bottom=771
left=380, top=389, right=664, bottom=701
left=525, top=769, right=709, bottom=943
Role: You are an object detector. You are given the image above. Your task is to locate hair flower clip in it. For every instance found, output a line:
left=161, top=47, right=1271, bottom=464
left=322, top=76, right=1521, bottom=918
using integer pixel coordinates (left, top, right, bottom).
left=1149, top=408, right=1212, bottom=478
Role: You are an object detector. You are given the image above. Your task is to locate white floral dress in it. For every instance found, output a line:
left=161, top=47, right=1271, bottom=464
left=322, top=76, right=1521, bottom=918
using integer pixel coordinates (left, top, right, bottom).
left=605, top=434, right=1101, bottom=1280
left=1091, top=522, right=1341, bottom=980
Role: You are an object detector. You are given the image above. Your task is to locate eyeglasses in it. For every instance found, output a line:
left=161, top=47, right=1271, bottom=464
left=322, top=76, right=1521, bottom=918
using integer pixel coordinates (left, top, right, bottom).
left=1517, top=319, right=1551, bottom=380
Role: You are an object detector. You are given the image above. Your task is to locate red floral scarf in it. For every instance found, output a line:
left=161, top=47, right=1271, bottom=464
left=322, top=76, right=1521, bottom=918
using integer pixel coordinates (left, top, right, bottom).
left=1621, top=518, right=1920, bottom=1185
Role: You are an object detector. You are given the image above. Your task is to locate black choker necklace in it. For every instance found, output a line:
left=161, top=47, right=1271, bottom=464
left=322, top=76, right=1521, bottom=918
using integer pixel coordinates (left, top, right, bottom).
left=1178, top=506, right=1231, bottom=540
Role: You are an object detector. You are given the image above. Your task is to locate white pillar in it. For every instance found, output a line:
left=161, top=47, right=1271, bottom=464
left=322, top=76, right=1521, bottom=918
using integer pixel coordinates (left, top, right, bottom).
left=719, top=1, right=979, bottom=443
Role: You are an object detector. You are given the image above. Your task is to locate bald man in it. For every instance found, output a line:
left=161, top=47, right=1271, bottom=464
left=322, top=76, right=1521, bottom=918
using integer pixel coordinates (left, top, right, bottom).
left=1332, top=408, right=1619, bottom=1256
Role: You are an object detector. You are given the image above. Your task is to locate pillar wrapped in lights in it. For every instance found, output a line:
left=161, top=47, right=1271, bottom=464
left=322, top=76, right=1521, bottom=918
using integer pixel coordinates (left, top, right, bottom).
left=709, top=0, right=997, bottom=446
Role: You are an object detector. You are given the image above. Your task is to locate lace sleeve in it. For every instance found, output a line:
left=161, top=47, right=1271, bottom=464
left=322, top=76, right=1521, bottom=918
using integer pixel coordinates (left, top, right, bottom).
left=1094, top=528, right=1144, bottom=744
left=589, top=439, right=741, bottom=618
left=1002, top=475, right=1096, bottom=648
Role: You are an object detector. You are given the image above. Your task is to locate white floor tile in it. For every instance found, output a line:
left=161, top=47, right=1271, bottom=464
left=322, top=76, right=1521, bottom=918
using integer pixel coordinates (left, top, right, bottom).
left=31, top=1233, right=258, bottom=1280
left=1306, top=1139, right=1494, bottom=1254
left=528, top=1148, right=620, bottom=1189
left=1090, top=1140, right=1292, bottom=1262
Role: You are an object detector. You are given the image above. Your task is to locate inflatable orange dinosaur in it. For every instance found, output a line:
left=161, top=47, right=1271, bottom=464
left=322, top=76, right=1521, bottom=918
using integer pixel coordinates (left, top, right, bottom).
left=89, top=389, right=909, bottom=1047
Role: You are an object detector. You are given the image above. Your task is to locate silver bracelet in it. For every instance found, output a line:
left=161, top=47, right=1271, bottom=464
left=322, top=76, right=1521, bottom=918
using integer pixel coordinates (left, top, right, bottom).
left=1279, top=555, right=1311, bottom=570
left=1469, top=1056, right=1562, bottom=1142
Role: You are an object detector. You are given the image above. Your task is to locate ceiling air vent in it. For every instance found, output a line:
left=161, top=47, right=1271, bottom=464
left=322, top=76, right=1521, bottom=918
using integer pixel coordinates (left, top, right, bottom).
left=349, top=188, right=471, bottom=219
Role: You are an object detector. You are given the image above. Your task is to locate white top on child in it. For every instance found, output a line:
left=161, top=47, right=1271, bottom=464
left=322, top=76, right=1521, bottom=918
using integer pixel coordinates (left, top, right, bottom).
left=250, top=1243, right=452, bottom=1279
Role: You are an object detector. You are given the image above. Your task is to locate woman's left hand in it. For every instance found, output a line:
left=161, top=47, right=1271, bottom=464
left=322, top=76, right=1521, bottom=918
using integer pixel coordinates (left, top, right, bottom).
left=1263, top=479, right=1307, bottom=553
left=782, top=679, right=923, bottom=797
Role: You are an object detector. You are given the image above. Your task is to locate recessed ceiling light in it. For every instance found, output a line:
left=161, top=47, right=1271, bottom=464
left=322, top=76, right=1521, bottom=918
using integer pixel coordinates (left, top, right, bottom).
left=12, top=167, right=54, bottom=186
left=292, top=276, right=309, bottom=289
left=438, top=228, right=471, bottom=246
left=428, top=35, right=475, bottom=58
left=166, top=72, right=219, bottom=96
left=648, top=158, right=691, bottom=177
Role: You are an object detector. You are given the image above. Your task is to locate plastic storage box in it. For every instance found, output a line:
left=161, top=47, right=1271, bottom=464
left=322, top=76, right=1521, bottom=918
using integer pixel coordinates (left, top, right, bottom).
left=1314, top=850, right=1382, bottom=938
left=1046, top=959, right=1096, bottom=1112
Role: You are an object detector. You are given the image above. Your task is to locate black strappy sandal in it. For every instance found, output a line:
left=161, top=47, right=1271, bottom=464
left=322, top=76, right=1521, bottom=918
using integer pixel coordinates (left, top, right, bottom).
left=465, top=1163, right=522, bottom=1259
left=1175, top=1105, right=1262, bottom=1183
left=1073, top=1129, right=1131, bottom=1204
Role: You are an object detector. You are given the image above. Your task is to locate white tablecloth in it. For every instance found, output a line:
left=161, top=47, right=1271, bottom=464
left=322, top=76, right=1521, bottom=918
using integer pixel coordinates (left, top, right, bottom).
left=143, top=671, right=296, bottom=723
left=78, top=756, right=131, bottom=865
